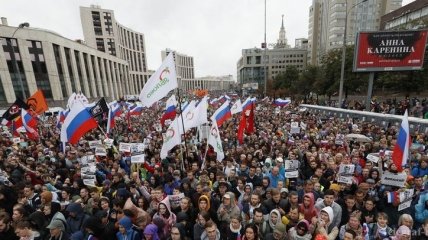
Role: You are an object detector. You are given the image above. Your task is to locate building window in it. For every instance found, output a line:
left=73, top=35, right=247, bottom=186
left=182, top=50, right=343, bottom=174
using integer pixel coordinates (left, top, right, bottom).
left=28, top=40, right=52, bottom=98
left=97, top=57, right=105, bottom=96
left=82, top=53, right=93, bottom=96
left=96, top=38, right=105, bottom=52
left=64, top=47, right=76, bottom=93
left=52, top=44, right=67, bottom=98
left=74, top=51, right=85, bottom=94
left=107, top=38, right=116, bottom=56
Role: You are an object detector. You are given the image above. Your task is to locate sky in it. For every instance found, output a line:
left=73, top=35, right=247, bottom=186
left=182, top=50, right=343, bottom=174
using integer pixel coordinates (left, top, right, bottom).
left=0, top=0, right=415, bottom=80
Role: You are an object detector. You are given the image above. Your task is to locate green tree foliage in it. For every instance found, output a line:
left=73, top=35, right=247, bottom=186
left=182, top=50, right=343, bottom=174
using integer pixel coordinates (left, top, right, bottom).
left=295, top=65, right=319, bottom=98
left=273, top=65, right=299, bottom=90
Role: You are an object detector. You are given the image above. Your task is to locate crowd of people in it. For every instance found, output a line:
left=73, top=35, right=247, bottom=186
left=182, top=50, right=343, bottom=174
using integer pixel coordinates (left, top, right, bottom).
left=0, top=93, right=427, bottom=240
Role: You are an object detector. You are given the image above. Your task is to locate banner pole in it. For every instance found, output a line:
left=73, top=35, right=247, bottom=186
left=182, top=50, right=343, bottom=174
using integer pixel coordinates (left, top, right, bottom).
left=176, top=88, right=188, bottom=170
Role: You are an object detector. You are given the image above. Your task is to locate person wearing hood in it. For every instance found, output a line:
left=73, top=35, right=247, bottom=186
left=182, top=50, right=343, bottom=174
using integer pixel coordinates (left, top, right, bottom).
left=144, top=223, right=160, bottom=240
left=314, top=189, right=342, bottom=229
left=43, top=202, right=66, bottom=229
left=66, top=202, right=90, bottom=236
left=262, top=209, right=281, bottom=236
left=299, top=193, right=317, bottom=223
left=153, top=196, right=177, bottom=236
left=313, top=206, right=339, bottom=240
left=217, top=192, right=241, bottom=233
left=391, top=225, right=411, bottom=240
left=288, top=219, right=312, bottom=240
left=28, top=211, right=48, bottom=240
left=116, top=216, right=140, bottom=240
left=46, top=219, right=70, bottom=240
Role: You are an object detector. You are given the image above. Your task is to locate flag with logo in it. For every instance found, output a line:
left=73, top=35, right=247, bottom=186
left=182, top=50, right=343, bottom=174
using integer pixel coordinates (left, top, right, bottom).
left=230, top=99, right=243, bottom=115
left=190, top=96, right=208, bottom=128
left=2, top=98, right=29, bottom=123
left=392, top=110, right=410, bottom=172
left=89, top=97, right=109, bottom=119
left=139, top=53, right=178, bottom=107
left=177, top=100, right=196, bottom=133
left=60, top=101, right=98, bottom=144
left=26, top=90, right=48, bottom=115
left=160, top=118, right=182, bottom=159
left=208, top=122, right=224, bottom=161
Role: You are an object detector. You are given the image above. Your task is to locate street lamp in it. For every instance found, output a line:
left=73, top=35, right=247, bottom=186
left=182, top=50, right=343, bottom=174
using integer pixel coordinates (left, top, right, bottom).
left=263, top=0, right=267, bottom=96
left=338, top=0, right=367, bottom=108
left=6, top=22, right=30, bottom=100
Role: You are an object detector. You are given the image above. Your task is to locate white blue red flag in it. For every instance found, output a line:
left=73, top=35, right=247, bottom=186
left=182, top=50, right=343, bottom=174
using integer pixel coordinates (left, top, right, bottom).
left=161, top=95, right=177, bottom=127
left=391, top=110, right=410, bottom=172
left=60, top=101, right=98, bottom=144
left=107, top=103, right=122, bottom=133
left=274, top=98, right=291, bottom=107
left=211, top=100, right=232, bottom=127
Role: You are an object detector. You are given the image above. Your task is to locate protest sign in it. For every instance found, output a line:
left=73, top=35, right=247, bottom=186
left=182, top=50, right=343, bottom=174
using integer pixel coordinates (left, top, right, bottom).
left=399, top=189, right=414, bottom=202
left=131, top=154, right=145, bottom=163
left=335, top=134, right=344, bottom=145
left=366, top=153, right=379, bottom=163
left=119, top=142, right=132, bottom=152
left=12, top=137, right=21, bottom=144
left=285, top=171, right=299, bottom=178
left=338, top=175, right=353, bottom=184
left=398, top=199, right=412, bottom=211
left=284, top=160, right=299, bottom=179
left=95, top=147, right=107, bottom=156
left=88, top=140, right=102, bottom=149
left=290, top=122, right=300, bottom=134
left=168, top=193, right=185, bottom=209
left=81, top=165, right=96, bottom=175
left=381, top=171, right=407, bottom=188
left=80, top=155, right=95, bottom=165
left=338, top=164, right=355, bottom=176
left=83, top=179, right=96, bottom=186
left=300, top=122, right=307, bottom=130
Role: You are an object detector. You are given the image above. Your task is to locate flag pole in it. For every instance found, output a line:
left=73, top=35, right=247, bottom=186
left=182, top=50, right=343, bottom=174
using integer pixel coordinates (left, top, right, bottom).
left=176, top=88, right=188, bottom=170
left=202, top=123, right=210, bottom=170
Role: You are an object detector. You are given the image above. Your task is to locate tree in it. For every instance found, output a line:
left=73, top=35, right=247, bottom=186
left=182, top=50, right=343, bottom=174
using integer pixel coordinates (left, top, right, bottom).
left=295, top=65, right=319, bottom=100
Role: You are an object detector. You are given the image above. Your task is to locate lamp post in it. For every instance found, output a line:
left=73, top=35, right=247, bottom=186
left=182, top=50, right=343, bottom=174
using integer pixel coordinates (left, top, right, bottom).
left=263, top=0, right=267, bottom=96
left=338, top=0, right=367, bottom=108
left=6, top=22, right=30, bottom=100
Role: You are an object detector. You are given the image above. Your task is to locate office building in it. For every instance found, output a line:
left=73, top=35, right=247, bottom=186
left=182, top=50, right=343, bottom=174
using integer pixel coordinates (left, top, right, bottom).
left=237, top=17, right=307, bottom=88
left=380, top=0, right=428, bottom=30
left=80, top=5, right=149, bottom=93
left=183, top=75, right=235, bottom=91
left=308, top=0, right=402, bottom=65
left=161, top=49, right=195, bottom=89
left=0, top=19, right=129, bottom=104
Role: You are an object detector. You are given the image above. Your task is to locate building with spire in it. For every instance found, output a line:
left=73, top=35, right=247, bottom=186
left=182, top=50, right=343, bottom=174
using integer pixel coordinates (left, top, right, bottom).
left=237, top=16, right=307, bottom=91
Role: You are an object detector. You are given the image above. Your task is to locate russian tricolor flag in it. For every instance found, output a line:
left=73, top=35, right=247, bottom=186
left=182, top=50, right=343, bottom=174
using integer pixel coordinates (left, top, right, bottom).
left=242, top=97, right=254, bottom=111
left=161, top=95, right=177, bottom=127
left=107, top=103, right=122, bottom=133
left=21, top=109, right=39, bottom=140
left=274, top=98, right=291, bottom=107
left=56, top=109, right=69, bottom=129
left=60, top=101, right=98, bottom=144
left=129, top=104, right=143, bottom=115
left=211, top=100, right=232, bottom=127
left=392, top=110, right=410, bottom=172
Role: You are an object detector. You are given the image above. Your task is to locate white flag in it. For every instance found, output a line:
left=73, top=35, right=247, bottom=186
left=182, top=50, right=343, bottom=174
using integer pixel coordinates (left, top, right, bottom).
left=208, top=122, right=224, bottom=161
left=230, top=99, right=243, bottom=115
left=160, top=118, right=181, bottom=159
left=177, top=100, right=196, bottom=134
left=139, top=53, right=178, bottom=107
left=190, top=96, right=208, bottom=128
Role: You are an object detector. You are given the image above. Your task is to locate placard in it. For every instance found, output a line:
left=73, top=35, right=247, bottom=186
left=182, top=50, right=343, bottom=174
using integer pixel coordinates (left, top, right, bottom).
left=335, top=134, right=344, bottom=145
left=398, top=199, right=412, bottom=211
left=285, top=170, right=299, bottom=178
left=399, top=189, right=414, bottom=202
left=300, top=122, right=307, bottom=130
left=131, top=154, right=145, bottom=163
left=381, top=171, right=407, bottom=188
left=89, top=140, right=102, bottom=149
left=81, top=173, right=96, bottom=181
left=104, top=138, right=114, bottom=148
left=338, top=164, right=355, bottom=175
left=83, top=179, right=96, bottom=186
left=80, top=155, right=95, bottom=165
left=290, top=122, right=300, bottom=134
left=168, top=193, right=185, bottom=209
left=284, top=160, right=300, bottom=170
left=366, top=153, right=379, bottom=163
left=338, top=175, right=353, bottom=184
left=119, top=142, right=132, bottom=152
left=95, top=147, right=107, bottom=156
left=12, top=137, right=21, bottom=144
left=81, top=165, right=97, bottom=175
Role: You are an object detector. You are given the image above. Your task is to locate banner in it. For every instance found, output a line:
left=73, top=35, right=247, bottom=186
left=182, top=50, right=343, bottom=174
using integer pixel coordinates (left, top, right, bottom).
left=27, top=90, right=48, bottom=115
left=381, top=171, right=407, bottom=187
left=354, top=30, right=428, bottom=72
left=131, top=154, right=145, bottom=163
left=168, top=193, right=185, bottom=209
left=119, top=142, right=132, bottom=152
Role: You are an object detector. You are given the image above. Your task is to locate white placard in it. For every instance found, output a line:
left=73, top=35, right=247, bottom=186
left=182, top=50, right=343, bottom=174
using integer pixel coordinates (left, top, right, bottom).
left=338, top=175, right=353, bottom=184
left=104, top=138, right=114, bottom=148
left=290, top=122, right=300, bottom=134
left=284, top=160, right=300, bottom=170
left=119, top=142, right=132, bottom=152
left=285, top=170, right=299, bottom=178
left=136, top=143, right=146, bottom=152
left=335, top=134, right=344, bottom=145
left=80, top=155, right=95, bottom=165
left=12, top=137, right=21, bottom=144
left=89, top=140, right=102, bottom=149
left=168, top=193, right=185, bottom=209
left=81, top=165, right=96, bottom=175
left=95, top=147, right=107, bottom=156
left=366, top=153, right=379, bottom=163
left=83, top=179, right=96, bottom=186
left=399, top=189, right=414, bottom=202
left=381, top=171, right=407, bottom=188
left=199, top=125, right=210, bottom=142
left=398, top=199, right=412, bottom=211
left=338, top=164, right=355, bottom=175
left=81, top=173, right=96, bottom=181
left=300, top=122, right=307, bottom=130
left=131, top=154, right=145, bottom=163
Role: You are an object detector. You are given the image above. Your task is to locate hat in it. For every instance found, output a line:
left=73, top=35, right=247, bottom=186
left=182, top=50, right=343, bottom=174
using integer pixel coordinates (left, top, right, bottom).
left=276, top=157, right=284, bottom=163
left=366, top=178, right=375, bottom=184
left=223, top=193, right=231, bottom=199
left=396, top=225, right=411, bottom=236
left=329, top=183, right=340, bottom=192
left=46, top=219, right=65, bottom=231
left=280, top=188, right=288, bottom=194
left=103, top=179, right=111, bottom=186
left=274, top=222, right=287, bottom=234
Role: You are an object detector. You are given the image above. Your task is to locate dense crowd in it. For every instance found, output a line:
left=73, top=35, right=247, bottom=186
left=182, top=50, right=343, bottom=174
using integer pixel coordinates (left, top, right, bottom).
left=0, top=94, right=427, bottom=240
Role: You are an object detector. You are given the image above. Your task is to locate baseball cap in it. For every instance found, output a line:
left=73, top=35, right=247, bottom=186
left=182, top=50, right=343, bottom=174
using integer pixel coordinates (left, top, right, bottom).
left=276, top=157, right=284, bottom=163
left=46, top=219, right=65, bottom=231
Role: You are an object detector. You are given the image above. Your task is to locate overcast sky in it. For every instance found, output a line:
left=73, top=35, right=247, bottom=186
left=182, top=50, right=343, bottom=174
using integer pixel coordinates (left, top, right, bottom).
left=0, top=0, right=415, bottom=80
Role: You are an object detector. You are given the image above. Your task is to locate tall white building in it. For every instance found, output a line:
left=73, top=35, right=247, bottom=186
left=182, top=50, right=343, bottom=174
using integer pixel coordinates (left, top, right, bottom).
left=80, top=5, right=149, bottom=95
left=308, top=0, right=402, bottom=65
left=161, top=49, right=194, bottom=90
left=0, top=19, right=129, bottom=104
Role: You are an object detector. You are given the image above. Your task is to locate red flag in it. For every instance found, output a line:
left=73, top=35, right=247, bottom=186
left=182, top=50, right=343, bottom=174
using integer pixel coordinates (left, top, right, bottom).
left=246, top=103, right=255, bottom=134
left=237, top=112, right=246, bottom=144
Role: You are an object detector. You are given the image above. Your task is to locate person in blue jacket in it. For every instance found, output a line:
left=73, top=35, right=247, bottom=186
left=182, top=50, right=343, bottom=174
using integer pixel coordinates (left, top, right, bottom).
left=415, top=191, right=428, bottom=225
left=411, top=158, right=428, bottom=178
left=116, top=216, right=140, bottom=240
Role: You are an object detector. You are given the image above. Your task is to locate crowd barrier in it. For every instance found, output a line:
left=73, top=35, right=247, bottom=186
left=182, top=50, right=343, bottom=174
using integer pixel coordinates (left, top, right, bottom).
left=299, top=104, right=428, bottom=134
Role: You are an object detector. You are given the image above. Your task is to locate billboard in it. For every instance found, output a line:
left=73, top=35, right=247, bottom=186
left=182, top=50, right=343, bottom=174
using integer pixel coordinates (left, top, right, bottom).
left=353, top=30, right=428, bottom=72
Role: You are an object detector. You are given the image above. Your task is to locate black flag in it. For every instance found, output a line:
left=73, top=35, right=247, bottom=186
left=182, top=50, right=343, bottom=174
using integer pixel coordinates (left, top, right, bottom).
left=2, top=98, right=29, bottom=121
left=90, top=97, right=109, bottom=118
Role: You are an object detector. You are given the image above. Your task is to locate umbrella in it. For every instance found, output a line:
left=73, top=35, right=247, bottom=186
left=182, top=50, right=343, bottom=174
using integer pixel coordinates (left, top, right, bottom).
left=345, top=133, right=372, bottom=143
